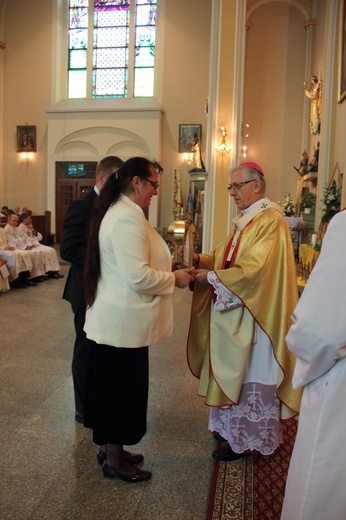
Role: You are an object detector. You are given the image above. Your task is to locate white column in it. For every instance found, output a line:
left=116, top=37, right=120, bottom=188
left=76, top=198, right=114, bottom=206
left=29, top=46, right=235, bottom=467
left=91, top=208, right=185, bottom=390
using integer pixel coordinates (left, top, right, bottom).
left=202, top=0, right=246, bottom=252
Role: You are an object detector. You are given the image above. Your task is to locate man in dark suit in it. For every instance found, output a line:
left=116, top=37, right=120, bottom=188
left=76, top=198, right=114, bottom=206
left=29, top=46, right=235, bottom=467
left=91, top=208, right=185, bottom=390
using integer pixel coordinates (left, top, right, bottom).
left=60, top=155, right=123, bottom=423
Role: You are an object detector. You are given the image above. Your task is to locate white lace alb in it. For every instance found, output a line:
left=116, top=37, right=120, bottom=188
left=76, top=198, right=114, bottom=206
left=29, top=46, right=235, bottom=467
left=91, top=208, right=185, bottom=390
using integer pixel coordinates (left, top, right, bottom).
left=207, top=270, right=242, bottom=311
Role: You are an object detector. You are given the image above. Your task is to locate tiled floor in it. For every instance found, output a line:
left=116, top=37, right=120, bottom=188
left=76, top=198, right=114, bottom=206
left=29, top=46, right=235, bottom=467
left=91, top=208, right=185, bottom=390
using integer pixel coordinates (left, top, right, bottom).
left=0, top=261, right=213, bottom=519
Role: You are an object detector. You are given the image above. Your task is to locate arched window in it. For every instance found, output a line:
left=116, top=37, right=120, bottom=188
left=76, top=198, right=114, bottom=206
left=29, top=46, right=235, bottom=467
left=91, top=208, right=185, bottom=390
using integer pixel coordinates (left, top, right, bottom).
left=68, top=0, right=157, bottom=99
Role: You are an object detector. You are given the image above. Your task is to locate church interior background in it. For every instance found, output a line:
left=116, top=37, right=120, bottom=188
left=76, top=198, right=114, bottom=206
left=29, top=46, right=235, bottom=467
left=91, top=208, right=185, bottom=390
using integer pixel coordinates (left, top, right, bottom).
left=1, top=1, right=346, bottom=518
left=1, top=0, right=345, bottom=256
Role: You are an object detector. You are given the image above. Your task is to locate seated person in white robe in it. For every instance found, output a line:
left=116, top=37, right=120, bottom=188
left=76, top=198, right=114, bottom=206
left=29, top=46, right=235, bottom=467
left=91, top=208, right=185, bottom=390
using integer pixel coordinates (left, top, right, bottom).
left=4, top=214, right=45, bottom=282
left=0, top=227, right=34, bottom=288
left=18, top=213, right=63, bottom=280
left=0, top=258, right=10, bottom=292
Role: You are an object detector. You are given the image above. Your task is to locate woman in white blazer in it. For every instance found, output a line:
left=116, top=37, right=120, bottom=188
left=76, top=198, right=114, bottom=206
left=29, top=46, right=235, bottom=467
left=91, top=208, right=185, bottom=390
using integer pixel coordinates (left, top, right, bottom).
left=84, top=157, right=194, bottom=483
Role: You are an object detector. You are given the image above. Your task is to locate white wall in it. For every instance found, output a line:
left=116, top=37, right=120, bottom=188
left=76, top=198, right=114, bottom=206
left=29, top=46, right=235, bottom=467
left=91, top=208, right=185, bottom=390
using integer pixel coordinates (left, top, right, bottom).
left=46, top=100, right=163, bottom=230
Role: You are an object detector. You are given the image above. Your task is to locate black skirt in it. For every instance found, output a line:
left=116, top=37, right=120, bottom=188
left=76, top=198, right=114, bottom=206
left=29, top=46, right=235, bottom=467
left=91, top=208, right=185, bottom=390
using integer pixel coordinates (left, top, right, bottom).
left=84, top=341, right=149, bottom=446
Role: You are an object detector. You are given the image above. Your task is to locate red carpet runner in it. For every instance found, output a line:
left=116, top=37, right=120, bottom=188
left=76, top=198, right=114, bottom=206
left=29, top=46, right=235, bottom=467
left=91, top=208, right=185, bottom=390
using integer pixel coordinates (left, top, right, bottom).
left=206, top=419, right=298, bottom=520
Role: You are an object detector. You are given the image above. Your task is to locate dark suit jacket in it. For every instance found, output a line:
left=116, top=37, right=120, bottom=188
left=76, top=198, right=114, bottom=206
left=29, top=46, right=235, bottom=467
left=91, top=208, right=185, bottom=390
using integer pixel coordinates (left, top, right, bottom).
left=60, top=188, right=97, bottom=308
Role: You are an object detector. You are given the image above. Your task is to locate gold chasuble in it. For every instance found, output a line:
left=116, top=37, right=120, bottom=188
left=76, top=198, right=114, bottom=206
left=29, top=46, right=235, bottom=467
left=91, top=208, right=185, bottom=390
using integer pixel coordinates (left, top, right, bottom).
left=187, top=199, right=302, bottom=419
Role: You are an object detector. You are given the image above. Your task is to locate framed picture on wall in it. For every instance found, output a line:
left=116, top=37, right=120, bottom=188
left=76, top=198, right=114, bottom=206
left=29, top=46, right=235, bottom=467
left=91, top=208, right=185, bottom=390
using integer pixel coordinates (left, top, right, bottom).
left=179, top=124, right=201, bottom=153
left=17, top=125, right=36, bottom=152
left=339, top=0, right=346, bottom=102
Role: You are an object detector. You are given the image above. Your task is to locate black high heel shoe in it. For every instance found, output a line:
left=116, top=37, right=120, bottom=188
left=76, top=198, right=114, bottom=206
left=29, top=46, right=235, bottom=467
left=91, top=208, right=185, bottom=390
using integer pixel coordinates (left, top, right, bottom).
left=102, top=462, right=151, bottom=483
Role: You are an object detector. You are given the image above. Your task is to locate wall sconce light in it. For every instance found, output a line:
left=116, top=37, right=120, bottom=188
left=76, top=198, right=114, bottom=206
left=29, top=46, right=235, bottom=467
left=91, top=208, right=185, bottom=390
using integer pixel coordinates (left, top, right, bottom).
left=182, top=153, right=193, bottom=166
left=242, top=123, right=249, bottom=138
left=215, top=127, right=231, bottom=156
left=20, top=152, right=33, bottom=163
left=241, top=123, right=249, bottom=158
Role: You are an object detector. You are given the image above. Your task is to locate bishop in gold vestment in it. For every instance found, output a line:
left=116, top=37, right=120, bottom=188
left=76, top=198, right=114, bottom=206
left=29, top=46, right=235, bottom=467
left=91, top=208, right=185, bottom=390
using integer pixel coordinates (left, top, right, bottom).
left=187, top=162, right=302, bottom=459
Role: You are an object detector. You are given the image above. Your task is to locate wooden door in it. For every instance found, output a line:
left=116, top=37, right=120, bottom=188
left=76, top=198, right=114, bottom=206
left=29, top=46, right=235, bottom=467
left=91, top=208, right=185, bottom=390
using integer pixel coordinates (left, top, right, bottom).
left=55, top=162, right=97, bottom=243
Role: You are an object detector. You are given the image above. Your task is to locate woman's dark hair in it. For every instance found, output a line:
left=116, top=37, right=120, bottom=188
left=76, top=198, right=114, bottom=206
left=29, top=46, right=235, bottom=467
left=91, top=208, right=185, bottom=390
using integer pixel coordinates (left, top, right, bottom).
left=84, top=156, right=157, bottom=307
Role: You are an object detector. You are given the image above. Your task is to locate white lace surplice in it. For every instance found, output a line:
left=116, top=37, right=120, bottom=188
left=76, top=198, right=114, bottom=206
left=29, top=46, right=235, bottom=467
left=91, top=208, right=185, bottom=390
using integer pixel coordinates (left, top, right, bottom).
left=207, top=270, right=283, bottom=455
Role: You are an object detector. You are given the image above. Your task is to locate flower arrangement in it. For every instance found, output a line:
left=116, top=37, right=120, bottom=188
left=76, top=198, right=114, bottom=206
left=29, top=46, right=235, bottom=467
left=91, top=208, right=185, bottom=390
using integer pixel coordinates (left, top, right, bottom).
left=279, top=192, right=296, bottom=216
left=301, top=190, right=316, bottom=209
left=320, top=180, right=340, bottom=223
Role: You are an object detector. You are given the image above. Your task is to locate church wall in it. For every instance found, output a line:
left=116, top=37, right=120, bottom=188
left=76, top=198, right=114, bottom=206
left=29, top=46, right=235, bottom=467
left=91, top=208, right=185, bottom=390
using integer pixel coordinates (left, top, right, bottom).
left=331, top=0, right=346, bottom=209
left=159, top=0, right=211, bottom=230
left=306, top=1, right=324, bottom=158
left=243, top=2, right=306, bottom=206
left=303, top=0, right=346, bottom=222
left=334, top=83, right=346, bottom=210
left=0, top=1, right=5, bottom=205
left=211, top=0, right=238, bottom=248
left=2, top=0, right=53, bottom=214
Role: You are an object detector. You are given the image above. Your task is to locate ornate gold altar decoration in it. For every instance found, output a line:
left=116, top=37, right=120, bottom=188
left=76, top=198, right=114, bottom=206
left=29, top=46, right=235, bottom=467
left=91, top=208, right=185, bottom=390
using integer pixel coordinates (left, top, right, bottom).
left=168, top=169, right=185, bottom=260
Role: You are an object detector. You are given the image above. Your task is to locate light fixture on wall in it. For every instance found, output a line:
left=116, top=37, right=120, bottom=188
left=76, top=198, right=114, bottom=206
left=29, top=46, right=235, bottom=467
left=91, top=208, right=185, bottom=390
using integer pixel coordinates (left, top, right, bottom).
left=20, top=152, right=34, bottom=163
left=182, top=153, right=193, bottom=166
left=215, top=127, right=231, bottom=156
left=241, top=123, right=249, bottom=158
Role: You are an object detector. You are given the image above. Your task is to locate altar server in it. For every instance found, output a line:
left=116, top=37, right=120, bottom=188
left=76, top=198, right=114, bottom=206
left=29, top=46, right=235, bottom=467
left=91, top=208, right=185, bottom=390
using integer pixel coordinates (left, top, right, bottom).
left=281, top=209, right=346, bottom=520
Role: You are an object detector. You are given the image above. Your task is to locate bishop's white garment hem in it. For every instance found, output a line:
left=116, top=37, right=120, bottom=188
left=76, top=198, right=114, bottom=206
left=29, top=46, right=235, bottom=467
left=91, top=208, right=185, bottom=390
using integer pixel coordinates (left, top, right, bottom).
left=209, top=324, right=282, bottom=455
left=209, top=382, right=282, bottom=455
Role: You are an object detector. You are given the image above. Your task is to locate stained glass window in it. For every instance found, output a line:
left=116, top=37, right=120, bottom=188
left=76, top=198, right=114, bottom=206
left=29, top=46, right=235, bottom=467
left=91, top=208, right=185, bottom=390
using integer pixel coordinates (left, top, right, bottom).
left=68, top=0, right=157, bottom=99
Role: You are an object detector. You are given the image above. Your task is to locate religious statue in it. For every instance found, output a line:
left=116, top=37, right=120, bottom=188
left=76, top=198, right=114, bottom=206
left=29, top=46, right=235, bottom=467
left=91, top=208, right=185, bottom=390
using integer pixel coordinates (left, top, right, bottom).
left=294, top=150, right=309, bottom=176
left=190, top=133, right=205, bottom=171
left=304, top=75, right=322, bottom=135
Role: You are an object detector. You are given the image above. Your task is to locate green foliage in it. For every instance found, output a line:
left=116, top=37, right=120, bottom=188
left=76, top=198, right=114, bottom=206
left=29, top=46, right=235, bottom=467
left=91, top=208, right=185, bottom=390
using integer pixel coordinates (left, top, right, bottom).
left=320, top=180, right=340, bottom=223
left=301, top=191, right=316, bottom=209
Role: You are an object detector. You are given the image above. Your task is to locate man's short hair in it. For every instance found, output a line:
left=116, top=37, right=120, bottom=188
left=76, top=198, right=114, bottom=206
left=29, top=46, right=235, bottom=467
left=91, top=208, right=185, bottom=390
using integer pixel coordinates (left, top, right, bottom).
left=97, top=156, right=124, bottom=179
left=229, top=163, right=266, bottom=192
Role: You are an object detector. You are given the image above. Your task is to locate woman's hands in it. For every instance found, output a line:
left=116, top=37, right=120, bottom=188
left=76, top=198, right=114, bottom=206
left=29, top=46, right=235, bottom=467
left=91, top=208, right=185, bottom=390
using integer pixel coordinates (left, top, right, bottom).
left=174, top=267, right=210, bottom=287
left=174, top=267, right=195, bottom=288
left=172, top=254, right=210, bottom=287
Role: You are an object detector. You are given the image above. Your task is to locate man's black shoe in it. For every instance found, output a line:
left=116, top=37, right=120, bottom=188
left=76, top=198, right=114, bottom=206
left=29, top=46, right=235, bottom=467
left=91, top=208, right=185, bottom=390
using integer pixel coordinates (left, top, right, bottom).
left=212, top=444, right=245, bottom=461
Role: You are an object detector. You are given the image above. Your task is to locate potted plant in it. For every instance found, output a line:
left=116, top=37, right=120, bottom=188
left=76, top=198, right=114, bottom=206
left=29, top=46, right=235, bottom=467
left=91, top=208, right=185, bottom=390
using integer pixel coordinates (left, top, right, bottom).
left=301, top=191, right=316, bottom=214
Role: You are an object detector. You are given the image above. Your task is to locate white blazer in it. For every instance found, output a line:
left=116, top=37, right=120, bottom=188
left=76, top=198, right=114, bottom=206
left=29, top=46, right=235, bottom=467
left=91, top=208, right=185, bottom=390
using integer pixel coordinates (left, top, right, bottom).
left=84, top=194, right=175, bottom=348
